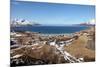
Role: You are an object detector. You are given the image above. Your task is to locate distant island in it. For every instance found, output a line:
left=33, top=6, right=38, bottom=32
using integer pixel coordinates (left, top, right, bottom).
left=76, top=22, right=95, bottom=26
left=11, top=18, right=95, bottom=27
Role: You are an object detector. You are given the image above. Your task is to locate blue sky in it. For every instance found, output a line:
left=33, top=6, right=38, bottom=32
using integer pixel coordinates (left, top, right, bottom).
left=11, top=0, right=95, bottom=25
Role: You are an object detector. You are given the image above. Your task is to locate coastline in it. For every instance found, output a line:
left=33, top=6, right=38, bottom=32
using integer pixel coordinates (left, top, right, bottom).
left=10, top=26, right=95, bottom=66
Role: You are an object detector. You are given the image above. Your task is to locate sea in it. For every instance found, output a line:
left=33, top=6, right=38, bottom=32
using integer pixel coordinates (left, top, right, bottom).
left=11, top=25, right=89, bottom=34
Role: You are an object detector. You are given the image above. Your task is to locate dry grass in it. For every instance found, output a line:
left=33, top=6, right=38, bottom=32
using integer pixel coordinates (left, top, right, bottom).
left=25, top=45, right=66, bottom=63
left=11, top=45, right=66, bottom=64
left=64, top=35, right=95, bottom=62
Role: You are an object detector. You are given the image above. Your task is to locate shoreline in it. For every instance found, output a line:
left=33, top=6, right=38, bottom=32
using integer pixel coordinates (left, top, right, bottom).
left=10, top=26, right=95, bottom=66
left=11, top=26, right=93, bottom=38
left=11, top=25, right=91, bottom=35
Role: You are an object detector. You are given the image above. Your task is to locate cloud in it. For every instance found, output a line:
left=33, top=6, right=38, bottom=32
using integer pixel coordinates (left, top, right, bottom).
left=16, top=0, right=95, bottom=5
left=89, top=19, right=96, bottom=24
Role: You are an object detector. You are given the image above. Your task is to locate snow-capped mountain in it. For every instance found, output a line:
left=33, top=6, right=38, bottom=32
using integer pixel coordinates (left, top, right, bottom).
left=11, top=19, right=40, bottom=26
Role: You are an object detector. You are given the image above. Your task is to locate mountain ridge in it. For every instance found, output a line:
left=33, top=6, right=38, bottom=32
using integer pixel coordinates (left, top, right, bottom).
left=11, top=19, right=40, bottom=27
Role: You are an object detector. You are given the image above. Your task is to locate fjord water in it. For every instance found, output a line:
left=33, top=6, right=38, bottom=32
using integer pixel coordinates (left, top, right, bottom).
left=11, top=25, right=89, bottom=34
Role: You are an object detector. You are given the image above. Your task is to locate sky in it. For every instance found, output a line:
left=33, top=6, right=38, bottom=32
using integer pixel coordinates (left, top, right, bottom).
left=11, top=0, right=95, bottom=25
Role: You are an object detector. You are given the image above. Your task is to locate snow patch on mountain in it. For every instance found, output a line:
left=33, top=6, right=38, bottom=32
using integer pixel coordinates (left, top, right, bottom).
left=11, top=19, right=40, bottom=26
